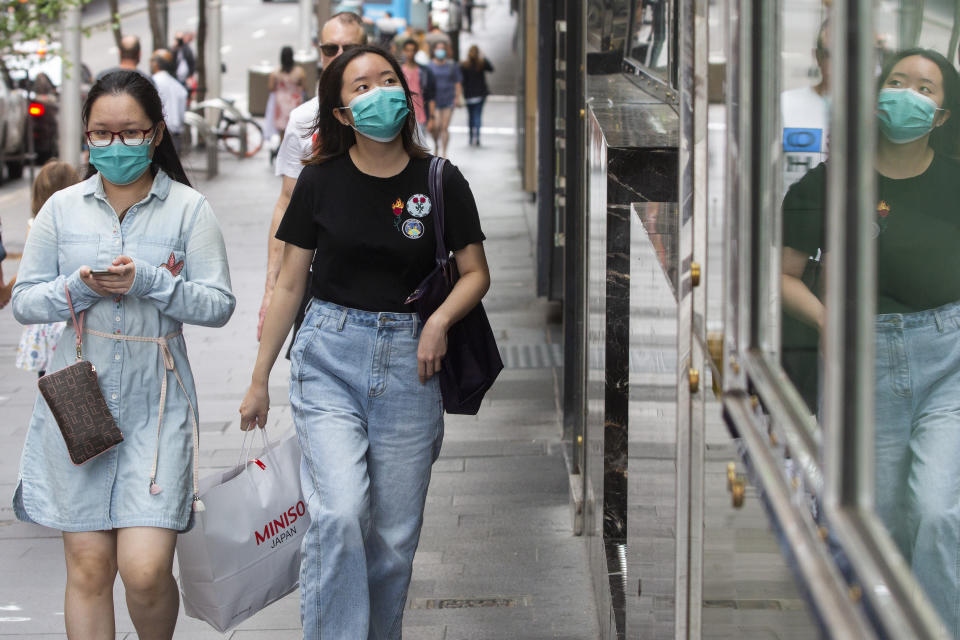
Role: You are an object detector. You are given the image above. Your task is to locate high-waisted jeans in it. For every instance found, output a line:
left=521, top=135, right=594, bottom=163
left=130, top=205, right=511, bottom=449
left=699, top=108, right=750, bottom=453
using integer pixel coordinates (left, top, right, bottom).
left=289, top=299, right=443, bottom=639
left=466, top=97, right=485, bottom=139
left=875, top=300, right=960, bottom=636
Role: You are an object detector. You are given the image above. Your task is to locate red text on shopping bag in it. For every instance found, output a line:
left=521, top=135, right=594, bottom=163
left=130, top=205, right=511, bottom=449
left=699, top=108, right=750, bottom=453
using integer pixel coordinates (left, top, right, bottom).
left=254, top=500, right=307, bottom=548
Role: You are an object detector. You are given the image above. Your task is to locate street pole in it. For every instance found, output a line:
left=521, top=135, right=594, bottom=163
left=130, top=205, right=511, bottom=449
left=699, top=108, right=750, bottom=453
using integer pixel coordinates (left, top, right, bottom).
left=205, top=0, right=222, bottom=103
left=158, top=0, right=169, bottom=47
left=204, top=0, right=221, bottom=176
left=297, top=0, right=323, bottom=99
left=316, top=0, right=331, bottom=32
left=59, top=3, right=82, bottom=170
left=298, top=0, right=312, bottom=54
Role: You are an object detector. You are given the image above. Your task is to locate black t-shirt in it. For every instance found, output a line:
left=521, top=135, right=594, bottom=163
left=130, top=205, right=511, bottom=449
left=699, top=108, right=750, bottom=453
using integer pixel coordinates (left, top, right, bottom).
left=461, top=59, right=493, bottom=99
left=276, top=153, right=486, bottom=313
left=783, top=154, right=960, bottom=314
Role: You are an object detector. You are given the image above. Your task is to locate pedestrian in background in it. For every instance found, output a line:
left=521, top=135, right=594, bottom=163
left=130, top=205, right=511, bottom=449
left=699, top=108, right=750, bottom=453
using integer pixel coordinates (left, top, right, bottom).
left=11, top=70, right=235, bottom=640
left=400, top=37, right=437, bottom=145
left=150, top=49, right=188, bottom=153
left=268, top=46, right=306, bottom=136
left=172, top=31, right=196, bottom=88
left=464, top=0, right=476, bottom=32
left=424, top=24, right=451, bottom=54
left=460, top=44, right=493, bottom=146
left=258, top=11, right=367, bottom=342
left=97, top=34, right=154, bottom=85
left=376, top=11, right=406, bottom=51
left=240, top=45, right=490, bottom=638
left=427, top=40, right=462, bottom=157
left=14, top=160, right=81, bottom=376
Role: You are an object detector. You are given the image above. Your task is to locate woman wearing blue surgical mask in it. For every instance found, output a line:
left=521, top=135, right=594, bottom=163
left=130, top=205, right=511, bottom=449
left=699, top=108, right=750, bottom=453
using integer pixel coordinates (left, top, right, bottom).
left=10, top=70, right=235, bottom=638
left=239, top=45, right=489, bottom=639
left=781, top=49, right=960, bottom=635
left=427, top=40, right=463, bottom=157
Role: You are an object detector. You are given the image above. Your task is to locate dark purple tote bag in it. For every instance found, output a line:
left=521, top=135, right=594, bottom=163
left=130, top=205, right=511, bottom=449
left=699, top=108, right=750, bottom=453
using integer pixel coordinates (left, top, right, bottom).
left=405, top=156, right=503, bottom=415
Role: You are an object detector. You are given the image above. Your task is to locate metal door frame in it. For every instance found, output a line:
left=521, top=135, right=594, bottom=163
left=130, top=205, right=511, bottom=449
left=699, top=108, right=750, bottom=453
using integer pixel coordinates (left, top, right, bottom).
left=673, top=0, right=707, bottom=636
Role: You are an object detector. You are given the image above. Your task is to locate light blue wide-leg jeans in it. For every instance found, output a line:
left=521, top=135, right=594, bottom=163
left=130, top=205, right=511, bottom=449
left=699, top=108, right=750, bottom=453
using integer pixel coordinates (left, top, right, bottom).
left=874, top=300, right=960, bottom=637
left=290, top=299, right=444, bottom=640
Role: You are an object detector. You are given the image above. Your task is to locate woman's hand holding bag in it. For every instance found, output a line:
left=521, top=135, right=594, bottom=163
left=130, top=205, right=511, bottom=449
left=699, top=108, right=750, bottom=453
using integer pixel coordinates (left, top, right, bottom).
left=417, top=315, right=449, bottom=382
left=239, top=381, right=271, bottom=431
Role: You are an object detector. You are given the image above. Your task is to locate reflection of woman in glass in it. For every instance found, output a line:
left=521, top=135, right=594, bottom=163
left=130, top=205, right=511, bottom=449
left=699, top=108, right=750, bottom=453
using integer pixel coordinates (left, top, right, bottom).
left=782, top=49, right=960, bottom=634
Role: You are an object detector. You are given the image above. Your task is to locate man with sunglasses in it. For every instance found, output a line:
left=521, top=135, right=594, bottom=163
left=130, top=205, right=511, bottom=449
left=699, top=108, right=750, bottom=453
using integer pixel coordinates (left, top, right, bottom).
left=258, top=11, right=367, bottom=341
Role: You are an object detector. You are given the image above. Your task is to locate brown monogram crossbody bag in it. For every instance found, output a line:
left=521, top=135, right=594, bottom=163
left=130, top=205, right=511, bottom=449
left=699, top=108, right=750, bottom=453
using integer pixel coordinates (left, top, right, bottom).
left=37, top=285, right=123, bottom=465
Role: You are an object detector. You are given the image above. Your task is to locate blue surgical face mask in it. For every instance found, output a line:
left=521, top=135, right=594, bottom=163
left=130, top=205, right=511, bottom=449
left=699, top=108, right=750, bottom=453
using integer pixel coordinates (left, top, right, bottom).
left=877, top=87, right=942, bottom=144
left=434, top=49, right=447, bottom=60
left=89, top=139, right=154, bottom=185
left=343, top=86, right=410, bottom=143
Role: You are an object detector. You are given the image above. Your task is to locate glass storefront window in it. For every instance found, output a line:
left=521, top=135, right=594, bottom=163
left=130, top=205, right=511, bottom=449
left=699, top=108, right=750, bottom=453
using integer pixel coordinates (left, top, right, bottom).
left=778, top=1, right=831, bottom=420
left=626, top=0, right=672, bottom=77
left=870, top=2, right=960, bottom=635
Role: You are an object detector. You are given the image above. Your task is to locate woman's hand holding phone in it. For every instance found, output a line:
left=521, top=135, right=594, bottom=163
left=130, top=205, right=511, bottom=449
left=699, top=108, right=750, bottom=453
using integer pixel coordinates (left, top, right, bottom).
left=79, top=255, right=136, bottom=296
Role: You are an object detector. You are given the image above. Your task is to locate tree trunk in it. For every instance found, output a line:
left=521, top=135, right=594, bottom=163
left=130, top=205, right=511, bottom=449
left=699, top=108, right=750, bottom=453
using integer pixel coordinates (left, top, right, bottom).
left=196, top=0, right=206, bottom=102
left=108, top=0, right=123, bottom=50
left=315, top=0, right=331, bottom=42
left=147, top=0, right=168, bottom=52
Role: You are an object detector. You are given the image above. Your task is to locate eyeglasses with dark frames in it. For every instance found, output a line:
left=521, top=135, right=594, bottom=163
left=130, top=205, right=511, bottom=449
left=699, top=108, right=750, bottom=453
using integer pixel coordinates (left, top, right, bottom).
left=85, top=127, right=156, bottom=147
left=319, top=43, right=360, bottom=57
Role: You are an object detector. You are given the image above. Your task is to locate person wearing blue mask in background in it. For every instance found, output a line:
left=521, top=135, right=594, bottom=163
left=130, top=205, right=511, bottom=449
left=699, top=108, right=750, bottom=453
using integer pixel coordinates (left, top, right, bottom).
left=427, top=40, right=462, bottom=157
left=11, top=70, right=235, bottom=639
left=239, top=45, right=490, bottom=639
left=781, top=49, right=960, bottom=635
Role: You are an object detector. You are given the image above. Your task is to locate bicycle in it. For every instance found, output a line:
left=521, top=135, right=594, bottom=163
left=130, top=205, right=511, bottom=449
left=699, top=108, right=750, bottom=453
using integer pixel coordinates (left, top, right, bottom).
left=186, top=97, right=264, bottom=158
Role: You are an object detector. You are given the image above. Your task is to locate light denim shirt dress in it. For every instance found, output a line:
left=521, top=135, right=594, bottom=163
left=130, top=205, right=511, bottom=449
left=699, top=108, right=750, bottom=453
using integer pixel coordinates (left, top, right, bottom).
left=11, top=169, right=235, bottom=532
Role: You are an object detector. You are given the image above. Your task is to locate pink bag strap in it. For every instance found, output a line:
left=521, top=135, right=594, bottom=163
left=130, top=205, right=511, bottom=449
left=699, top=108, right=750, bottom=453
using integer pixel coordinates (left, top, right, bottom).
left=64, top=284, right=84, bottom=361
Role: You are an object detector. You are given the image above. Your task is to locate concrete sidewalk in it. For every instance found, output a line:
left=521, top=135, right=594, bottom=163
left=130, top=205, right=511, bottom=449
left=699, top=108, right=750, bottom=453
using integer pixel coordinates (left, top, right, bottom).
left=0, top=73, right=599, bottom=640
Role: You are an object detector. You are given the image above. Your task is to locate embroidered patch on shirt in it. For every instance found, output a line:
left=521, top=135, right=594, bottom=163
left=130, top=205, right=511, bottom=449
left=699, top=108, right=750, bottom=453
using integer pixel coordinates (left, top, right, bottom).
left=876, top=200, right=891, bottom=236
left=160, top=252, right=184, bottom=276
left=402, top=219, right=424, bottom=239
left=391, top=198, right=404, bottom=231
left=407, top=194, right=431, bottom=218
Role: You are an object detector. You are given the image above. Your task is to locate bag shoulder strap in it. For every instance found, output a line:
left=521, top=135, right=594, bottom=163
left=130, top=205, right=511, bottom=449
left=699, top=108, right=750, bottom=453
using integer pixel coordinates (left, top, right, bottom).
left=64, top=284, right=84, bottom=361
left=428, top=156, right=448, bottom=265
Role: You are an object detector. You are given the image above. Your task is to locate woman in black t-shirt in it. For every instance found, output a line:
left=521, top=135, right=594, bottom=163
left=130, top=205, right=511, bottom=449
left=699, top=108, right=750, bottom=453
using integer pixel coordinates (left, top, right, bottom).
left=782, top=48, right=960, bottom=634
left=239, top=45, right=490, bottom=639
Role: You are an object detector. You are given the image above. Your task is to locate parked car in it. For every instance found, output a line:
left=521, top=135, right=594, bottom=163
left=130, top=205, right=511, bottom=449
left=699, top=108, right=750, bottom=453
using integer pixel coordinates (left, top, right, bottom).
left=0, top=61, right=27, bottom=181
left=3, top=41, right=91, bottom=166
left=5, top=43, right=62, bottom=164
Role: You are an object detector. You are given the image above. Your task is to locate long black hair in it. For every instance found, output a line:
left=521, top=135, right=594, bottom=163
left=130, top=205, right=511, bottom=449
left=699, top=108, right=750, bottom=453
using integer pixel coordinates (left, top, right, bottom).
left=306, top=44, right=429, bottom=165
left=280, top=46, right=295, bottom=73
left=82, top=70, right=191, bottom=186
left=878, top=48, right=960, bottom=158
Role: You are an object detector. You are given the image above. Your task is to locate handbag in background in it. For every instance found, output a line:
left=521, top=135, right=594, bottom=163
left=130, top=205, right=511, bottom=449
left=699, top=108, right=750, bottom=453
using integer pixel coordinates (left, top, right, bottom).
left=37, top=285, right=123, bottom=465
left=406, top=156, right=503, bottom=415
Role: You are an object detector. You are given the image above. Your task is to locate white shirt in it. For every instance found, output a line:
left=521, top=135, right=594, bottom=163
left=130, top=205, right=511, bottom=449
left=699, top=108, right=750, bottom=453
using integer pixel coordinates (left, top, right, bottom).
left=275, top=97, right=318, bottom=179
left=376, top=16, right=406, bottom=35
left=781, top=86, right=829, bottom=196
left=153, top=70, right=188, bottom=135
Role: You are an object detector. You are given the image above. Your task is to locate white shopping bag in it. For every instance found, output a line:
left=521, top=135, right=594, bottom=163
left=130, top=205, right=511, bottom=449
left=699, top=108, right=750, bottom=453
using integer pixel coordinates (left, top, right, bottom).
left=176, top=428, right=308, bottom=633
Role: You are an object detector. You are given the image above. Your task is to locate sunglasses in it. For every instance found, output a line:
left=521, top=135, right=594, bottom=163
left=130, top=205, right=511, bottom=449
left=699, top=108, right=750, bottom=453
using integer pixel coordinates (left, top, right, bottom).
left=319, top=43, right=360, bottom=57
